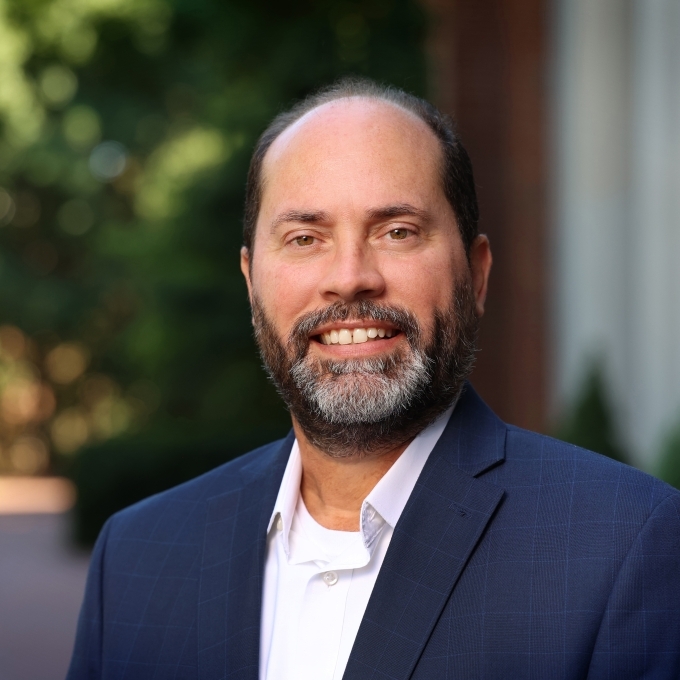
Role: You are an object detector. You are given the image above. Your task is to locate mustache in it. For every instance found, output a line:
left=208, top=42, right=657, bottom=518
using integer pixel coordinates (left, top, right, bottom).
left=287, top=300, right=422, bottom=360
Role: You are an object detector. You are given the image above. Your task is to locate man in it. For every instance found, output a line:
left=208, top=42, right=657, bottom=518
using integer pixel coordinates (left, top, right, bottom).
left=67, top=79, right=680, bottom=679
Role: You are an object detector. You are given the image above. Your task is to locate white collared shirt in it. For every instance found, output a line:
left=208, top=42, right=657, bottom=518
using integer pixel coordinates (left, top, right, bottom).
left=259, top=406, right=453, bottom=680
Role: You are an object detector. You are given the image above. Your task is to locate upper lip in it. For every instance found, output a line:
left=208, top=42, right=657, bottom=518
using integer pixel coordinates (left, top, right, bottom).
left=310, top=321, right=400, bottom=336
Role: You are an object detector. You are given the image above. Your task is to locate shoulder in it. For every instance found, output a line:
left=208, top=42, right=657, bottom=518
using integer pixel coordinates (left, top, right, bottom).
left=103, top=435, right=291, bottom=543
left=500, top=424, right=680, bottom=518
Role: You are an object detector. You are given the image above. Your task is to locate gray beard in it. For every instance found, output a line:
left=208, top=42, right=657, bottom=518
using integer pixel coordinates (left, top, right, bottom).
left=289, top=351, right=431, bottom=426
left=252, top=283, right=479, bottom=458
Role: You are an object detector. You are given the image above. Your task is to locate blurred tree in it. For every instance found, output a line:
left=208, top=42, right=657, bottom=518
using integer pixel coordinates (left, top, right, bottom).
left=555, top=363, right=629, bottom=465
left=657, top=421, right=680, bottom=490
left=0, top=0, right=428, bottom=539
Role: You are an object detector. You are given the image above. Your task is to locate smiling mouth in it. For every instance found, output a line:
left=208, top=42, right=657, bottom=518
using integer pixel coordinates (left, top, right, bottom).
left=314, top=326, right=400, bottom=346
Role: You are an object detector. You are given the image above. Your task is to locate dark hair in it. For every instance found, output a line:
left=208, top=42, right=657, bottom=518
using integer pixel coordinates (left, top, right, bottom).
left=243, top=77, right=479, bottom=254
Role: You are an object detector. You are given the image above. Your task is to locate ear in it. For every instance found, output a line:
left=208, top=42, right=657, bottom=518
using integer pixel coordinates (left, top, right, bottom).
left=469, top=235, right=492, bottom=317
left=240, top=246, right=254, bottom=305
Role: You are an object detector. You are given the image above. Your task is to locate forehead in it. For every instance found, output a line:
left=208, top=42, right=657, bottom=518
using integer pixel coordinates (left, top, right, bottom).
left=259, top=98, right=444, bottom=211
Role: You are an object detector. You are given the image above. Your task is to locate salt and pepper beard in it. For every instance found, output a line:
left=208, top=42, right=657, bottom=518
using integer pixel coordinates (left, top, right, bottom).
left=252, top=279, right=479, bottom=458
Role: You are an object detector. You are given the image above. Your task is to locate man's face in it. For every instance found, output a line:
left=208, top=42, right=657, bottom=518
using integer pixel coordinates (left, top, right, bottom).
left=242, top=98, right=491, bottom=455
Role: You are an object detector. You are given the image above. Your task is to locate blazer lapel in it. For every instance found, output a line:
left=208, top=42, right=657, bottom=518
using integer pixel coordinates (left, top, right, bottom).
left=343, top=386, right=507, bottom=680
left=198, top=432, right=294, bottom=680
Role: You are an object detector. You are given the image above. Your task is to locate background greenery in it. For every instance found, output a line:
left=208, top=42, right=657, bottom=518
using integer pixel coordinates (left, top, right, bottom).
left=555, top=363, right=629, bottom=466
left=0, top=0, right=428, bottom=543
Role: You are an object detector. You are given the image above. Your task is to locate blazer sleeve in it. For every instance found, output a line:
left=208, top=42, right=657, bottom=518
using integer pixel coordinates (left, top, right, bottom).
left=66, top=517, right=113, bottom=680
left=588, top=492, right=680, bottom=679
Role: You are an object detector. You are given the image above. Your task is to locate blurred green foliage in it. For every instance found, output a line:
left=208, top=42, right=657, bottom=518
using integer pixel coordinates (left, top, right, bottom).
left=0, top=0, right=428, bottom=540
left=556, top=363, right=680, bottom=491
left=555, top=363, right=629, bottom=466
left=657, top=422, right=680, bottom=490
left=71, top=422, right=289, bottom=544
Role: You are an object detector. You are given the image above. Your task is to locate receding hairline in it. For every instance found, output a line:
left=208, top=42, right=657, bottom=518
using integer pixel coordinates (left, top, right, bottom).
left=267, top=94, right=439, bottom=157
left=257, top=94, right=445, bottom=213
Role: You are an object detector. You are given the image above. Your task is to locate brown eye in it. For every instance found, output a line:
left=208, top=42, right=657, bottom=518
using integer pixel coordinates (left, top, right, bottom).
left=388, top=228, right=409, bottom=240
left=295, top=235, right=315, bottom=246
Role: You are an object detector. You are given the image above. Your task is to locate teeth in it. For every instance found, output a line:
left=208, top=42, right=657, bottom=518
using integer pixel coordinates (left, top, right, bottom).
left=352, top=328, right=368, bottom=343
left=320, top=326, right=397, bottom=345
left=338, top=329, right=353, bottom=345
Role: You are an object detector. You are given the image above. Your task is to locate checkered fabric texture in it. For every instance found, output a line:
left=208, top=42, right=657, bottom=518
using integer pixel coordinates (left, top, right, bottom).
left=67, top=386, right=680, bottom=680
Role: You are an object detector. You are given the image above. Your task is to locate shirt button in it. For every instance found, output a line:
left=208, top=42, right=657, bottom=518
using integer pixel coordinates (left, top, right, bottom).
left=276, top=516, right=283, bottom=531
left=322, top=571, right=338, bottom=586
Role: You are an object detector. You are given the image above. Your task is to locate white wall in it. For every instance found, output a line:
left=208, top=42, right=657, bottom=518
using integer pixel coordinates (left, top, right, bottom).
left=553, top=0, right=680, bottom=468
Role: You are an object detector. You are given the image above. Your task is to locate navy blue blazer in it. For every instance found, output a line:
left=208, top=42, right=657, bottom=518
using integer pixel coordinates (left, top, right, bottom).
left=67, top=386, right=680, bottom=679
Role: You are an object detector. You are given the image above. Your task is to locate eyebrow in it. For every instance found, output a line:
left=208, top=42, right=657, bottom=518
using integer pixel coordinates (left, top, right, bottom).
left=270, top=210, right=330, bottom=233
left=365, top=203, right=430, bottom=222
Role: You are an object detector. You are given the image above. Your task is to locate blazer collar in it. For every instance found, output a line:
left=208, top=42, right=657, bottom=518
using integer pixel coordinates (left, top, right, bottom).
left=442, top=381, right=507, bottom=477
left=343, top=384, right=507, bottom=680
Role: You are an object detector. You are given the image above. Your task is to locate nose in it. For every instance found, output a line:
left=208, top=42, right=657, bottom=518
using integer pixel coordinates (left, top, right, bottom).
left=318, top=241, right=385, bottom=303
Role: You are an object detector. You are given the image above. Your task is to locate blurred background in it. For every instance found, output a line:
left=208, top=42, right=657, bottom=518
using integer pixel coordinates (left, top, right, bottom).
left=1, top=0, right=679, bottom=676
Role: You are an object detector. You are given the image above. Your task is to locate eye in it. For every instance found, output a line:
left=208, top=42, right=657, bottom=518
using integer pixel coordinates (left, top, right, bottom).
left=387, top=227, right=410, bottom=240
left=294, top=235, right=315, bottom=246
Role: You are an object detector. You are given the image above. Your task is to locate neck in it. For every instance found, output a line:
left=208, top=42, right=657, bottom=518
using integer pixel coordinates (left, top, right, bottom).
left=292, top=418, right=412, bottom=531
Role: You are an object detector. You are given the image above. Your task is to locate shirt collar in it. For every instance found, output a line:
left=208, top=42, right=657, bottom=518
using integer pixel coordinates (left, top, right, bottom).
left=267, top=405, right=454, bottom=555
left=266, top=439, right=302, bottom=556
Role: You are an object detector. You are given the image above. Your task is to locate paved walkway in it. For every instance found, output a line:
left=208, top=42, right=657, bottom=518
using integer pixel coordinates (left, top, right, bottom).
left=0, top=514, right=91, bottom=680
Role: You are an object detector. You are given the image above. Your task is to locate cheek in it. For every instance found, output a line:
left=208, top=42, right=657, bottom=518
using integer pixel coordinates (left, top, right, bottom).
left=252, top=258, right=320, bottom=327
left=381, top=251, right=457, bottom=311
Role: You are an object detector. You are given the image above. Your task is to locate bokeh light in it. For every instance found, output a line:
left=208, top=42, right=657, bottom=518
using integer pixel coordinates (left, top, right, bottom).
left=45, top=343, right=89, bottom=384
left=59, top=25, right=98, bottom=64
left=134, top=127, right=231, bottom=220
left=89, top=141, right=127, bottom=181
left=0, top=325, right=26, bottom=359
left=62, top=105, right=101, bottom=150
left=8, top=436, right=49, bottom=474
left=2, top=377, right=43, bottom=425
left=90, top=396, right=132, bottom=439
left=0, top=188, right=15, bottom=225
left=39, top=65, right=78, bottom=108
left=50, top=408, right=89, bottom=454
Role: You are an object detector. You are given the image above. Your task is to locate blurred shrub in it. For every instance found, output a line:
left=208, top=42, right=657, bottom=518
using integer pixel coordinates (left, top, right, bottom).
left=0, top=0, right=428, bottom=540
left=556, top=363, right=629, bottom=465
left=68, top=423, right=287, bottom=545
left=657, top=422, right=680, bottom=490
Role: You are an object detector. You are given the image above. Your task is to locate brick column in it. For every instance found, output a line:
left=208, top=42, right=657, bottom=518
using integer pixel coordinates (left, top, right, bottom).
left=425, top=0, right=549, bottom=431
